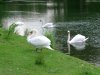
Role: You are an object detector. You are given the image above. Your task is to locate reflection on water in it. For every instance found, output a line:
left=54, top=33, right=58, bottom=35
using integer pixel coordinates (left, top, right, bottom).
left=0, top=1, right=100, bottom=66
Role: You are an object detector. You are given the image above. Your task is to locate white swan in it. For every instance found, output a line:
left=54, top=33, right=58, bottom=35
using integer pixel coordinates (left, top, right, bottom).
left=67, top=30, right=88, bottom=50
left=27, top=29, right=54, bottom=51
left=40, top=20, right=54, bottom=28
left=67, top=30, right=88, bottom=44
left=14, top=21, right=24, bottom=26
left=14, top=21, right=26, bottom=36
left=42, top=23, right=54, bottom=28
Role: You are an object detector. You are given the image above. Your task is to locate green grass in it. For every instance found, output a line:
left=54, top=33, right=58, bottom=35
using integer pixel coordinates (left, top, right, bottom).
left=0, top=28, right=100, bottom=75
left=44, top=31, right=56, bottom=49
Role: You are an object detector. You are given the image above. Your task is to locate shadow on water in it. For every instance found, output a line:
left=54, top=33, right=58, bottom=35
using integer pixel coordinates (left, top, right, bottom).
left=0, top=1, right=100, bottom=66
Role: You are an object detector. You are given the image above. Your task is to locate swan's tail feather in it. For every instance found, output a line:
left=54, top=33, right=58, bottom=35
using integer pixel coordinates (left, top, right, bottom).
left=46, top=46, right=54, bottom=50
left=84, top=38, right=89, bottom=41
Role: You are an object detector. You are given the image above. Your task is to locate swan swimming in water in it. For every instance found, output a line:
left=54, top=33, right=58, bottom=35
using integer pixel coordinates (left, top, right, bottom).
left=67, top=30, right=88, bottom=44
left=14, top=21, right=26, bottom=36
left=42, top=23, right=54, bottom=28
left=40, top=20, right=54, bottom=28
left=67, top=30, right=88, bottom=50
left=27, top=29, right=54, bottom=51
left=14, top=21, right=24, bottom=25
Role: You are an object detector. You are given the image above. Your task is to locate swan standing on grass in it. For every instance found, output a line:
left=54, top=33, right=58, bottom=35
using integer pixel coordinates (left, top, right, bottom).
left=67, top=30, right=88, bottom=50
left=27, top=29, right=54, bottom=51
left=14, top=21, right=26, bottom=36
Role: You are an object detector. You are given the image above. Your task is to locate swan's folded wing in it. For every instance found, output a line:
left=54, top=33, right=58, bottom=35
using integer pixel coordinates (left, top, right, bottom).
left=29, top=36, right=51, bottom=46
left=70, top=34, right=86, bottom=43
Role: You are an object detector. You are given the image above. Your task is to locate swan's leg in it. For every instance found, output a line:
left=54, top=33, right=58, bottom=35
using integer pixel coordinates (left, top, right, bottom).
left=36, top=48, right=42, bottom=53
left=36, top=48, right=38, bottom=52
left=40, top=48, right=42, bottom=52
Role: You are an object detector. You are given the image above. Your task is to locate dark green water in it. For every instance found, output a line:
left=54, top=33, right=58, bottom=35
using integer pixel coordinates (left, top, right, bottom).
left=0, top=1, right=100, bottom=66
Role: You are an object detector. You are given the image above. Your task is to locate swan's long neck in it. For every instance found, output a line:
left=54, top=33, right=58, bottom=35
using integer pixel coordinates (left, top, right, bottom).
left=67, top=31, right=71, bottom=55
left=67, top=31, right=70, bottom=43
left=40, top=20, right=45, bottom=34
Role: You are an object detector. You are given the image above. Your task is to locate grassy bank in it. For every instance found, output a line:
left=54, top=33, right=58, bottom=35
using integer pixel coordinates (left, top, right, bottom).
left=0, top=28, right=100, bottom=75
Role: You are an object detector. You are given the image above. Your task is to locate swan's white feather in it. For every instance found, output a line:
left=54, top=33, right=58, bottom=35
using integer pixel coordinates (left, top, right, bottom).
left=15, top=21, right=24, bottom=25
left=27, top=36, right=51, bottom=46
left=14, top=25, right=26, bottom=36
left=70, top=34, right=86, bottom=43
left=42, top=23, right=54, bottom=28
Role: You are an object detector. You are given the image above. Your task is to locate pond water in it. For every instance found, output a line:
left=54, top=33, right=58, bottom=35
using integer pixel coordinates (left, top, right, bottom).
left=0, top=1, right=100, bottom=66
